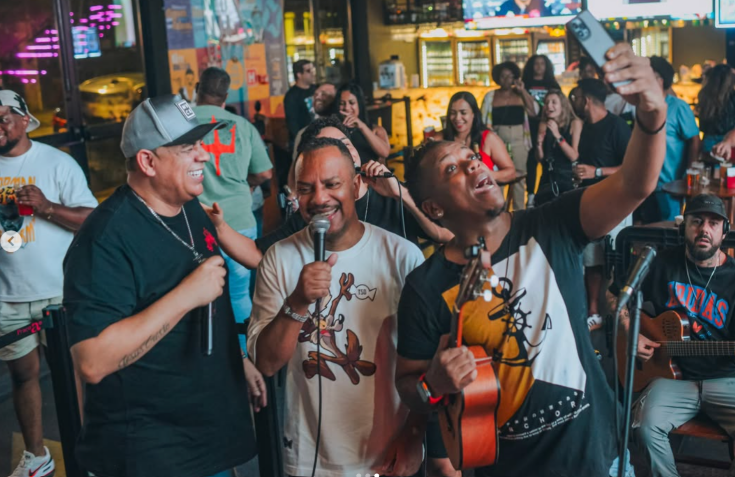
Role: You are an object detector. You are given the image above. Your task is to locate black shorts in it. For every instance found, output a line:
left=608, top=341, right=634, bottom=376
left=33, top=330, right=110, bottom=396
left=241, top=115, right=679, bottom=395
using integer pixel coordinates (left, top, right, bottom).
left=426, top=412, right=448, bottom=459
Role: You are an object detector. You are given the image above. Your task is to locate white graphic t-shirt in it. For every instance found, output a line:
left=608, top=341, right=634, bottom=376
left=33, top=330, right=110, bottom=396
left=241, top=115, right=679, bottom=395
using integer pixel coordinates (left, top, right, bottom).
left=248, top=223, right=424, bottom=477
left=0, top=142, right=97, bottom=301
left=398, top=189, right=619, bottom=477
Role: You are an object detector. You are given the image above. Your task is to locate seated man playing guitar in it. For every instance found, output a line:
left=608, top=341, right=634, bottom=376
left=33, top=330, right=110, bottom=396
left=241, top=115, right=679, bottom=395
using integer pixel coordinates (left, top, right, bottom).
left=625, top=193, right=735, bottom=477
left=395, top=43, right=666, bottom=477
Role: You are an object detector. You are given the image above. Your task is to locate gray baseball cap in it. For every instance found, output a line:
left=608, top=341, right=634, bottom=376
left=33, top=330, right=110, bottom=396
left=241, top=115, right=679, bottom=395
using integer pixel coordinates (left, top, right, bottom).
left=120, top=94, right=225, bottom=158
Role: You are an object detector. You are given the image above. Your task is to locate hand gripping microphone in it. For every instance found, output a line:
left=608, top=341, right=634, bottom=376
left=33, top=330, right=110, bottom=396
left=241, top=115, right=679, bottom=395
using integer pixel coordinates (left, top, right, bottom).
left=354, top=166, right=394, bottom=178
left=310, top=213, right=331, bottom=262
left=616, top=245, right=656, bottom=316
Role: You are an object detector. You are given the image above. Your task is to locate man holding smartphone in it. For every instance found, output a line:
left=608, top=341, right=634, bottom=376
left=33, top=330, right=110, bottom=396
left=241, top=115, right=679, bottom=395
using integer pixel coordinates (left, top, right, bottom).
left=0, top=90, right=97, bottom=477
left=397, top=42, right=666, bottom=477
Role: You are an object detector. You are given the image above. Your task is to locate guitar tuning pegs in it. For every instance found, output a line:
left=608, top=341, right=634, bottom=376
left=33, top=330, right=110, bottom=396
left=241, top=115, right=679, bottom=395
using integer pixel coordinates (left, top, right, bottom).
left=488, top=275, right=499, bottom=287
left=482, top=289, right=493, bottom=302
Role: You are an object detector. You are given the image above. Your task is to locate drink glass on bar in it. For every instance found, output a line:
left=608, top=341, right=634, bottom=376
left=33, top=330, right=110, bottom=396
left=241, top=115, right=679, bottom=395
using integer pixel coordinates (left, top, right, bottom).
left=686, top=168, right=699, bottom=191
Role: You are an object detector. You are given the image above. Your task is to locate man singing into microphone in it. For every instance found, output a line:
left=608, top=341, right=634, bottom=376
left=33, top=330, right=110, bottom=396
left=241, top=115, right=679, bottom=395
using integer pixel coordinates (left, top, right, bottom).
left=247, top=137, right=425, bottom=476
left=395, top=43, right=667, bottom=477
left=619, top=194, right=735, bottom=477
left=63, top=94, right=261, bottom=477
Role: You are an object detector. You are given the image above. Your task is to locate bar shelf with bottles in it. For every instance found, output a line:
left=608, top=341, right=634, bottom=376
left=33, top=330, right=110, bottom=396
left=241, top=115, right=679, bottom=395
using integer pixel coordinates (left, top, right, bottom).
left=458, top=39, right=491, bottom=86
left=420, top=40, right=455, bottom=87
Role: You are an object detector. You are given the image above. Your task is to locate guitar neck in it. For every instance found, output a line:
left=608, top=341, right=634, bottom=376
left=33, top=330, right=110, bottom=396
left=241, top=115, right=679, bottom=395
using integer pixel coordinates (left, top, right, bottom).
left=450, top=305, right=460, bottom=348
left=660, top=341, right=735, bottom=356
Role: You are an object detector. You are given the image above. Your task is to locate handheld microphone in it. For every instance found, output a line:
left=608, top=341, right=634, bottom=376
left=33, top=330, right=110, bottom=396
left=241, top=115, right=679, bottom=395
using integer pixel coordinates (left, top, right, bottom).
left=616, top=246, right=656, bottom=316
left=202, top=302, right=213, bottom=356
left=310, top=214, right=331, bottom=262
left=354, top=166, right=394, bottom=178
left=309, top=213, right=331, bottom=477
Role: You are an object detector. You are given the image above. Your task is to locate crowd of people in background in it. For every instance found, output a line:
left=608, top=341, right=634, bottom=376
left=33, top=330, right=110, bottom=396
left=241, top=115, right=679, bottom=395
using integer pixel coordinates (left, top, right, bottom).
left=3, top=42, right=735, bottom=477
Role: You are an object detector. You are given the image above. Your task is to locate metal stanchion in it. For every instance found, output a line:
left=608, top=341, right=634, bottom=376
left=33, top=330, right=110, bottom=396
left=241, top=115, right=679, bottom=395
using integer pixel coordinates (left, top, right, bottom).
left=0, top=306, right=85, bottom=477
left=43, top=305, right=86, bottom=477
left=236, top=321, right=285, bottom=477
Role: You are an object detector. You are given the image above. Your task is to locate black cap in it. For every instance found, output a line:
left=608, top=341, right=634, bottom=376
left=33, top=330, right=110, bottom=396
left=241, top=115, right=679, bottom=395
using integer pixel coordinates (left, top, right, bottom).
left=684, top=194, right=729, bottom=222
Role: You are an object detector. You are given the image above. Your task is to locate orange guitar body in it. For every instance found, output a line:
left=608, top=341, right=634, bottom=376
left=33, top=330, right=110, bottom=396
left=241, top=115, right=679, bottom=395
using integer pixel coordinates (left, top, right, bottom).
left=439, top=345, right=500, bottom=469
left=617, top=310, right=687, bottom=392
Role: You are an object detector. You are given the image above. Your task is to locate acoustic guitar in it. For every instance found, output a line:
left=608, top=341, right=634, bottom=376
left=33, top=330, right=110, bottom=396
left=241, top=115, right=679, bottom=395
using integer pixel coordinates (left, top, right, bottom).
left=617, top=309, right=735, bottom=392
left=439, top=240, right=502, bottom=470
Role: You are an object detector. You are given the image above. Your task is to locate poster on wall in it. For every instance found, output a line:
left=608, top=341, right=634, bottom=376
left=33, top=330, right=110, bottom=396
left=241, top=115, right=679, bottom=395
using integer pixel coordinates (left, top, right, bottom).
left=165, top=0, right=287, bottom=116
left=245, top=43, right=270, bottom=101
left=168, top=49, right=199, bottom=104
left=260, top=0, right=288, bottom=97
left=165, top=0, right=195, bottom=50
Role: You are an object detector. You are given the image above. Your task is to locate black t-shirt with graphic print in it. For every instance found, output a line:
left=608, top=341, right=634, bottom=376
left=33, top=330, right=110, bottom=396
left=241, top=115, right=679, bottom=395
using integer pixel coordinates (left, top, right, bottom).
left=642, top=245, right=735, bottom=381
left=63, top=185, right=256, bottom=477
left=397, top=189, right=617, bottom=477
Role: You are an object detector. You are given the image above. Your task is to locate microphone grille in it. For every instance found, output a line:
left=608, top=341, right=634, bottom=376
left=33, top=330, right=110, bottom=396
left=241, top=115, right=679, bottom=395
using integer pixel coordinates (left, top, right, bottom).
left=310, top=213, right=331, bottom=233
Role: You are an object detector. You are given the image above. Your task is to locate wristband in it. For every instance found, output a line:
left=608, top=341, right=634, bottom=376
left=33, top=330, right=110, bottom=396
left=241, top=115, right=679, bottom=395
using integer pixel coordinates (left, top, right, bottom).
left=635, top=112, right=666, bottom=136
left=556, top=136, right=565, bottom=144
left=418, top=373, right=445, bottom=405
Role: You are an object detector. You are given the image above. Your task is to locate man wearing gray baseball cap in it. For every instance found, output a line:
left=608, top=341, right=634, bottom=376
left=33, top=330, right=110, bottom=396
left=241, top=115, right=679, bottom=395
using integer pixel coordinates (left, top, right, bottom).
left=62, top=94, right=261, bottom=477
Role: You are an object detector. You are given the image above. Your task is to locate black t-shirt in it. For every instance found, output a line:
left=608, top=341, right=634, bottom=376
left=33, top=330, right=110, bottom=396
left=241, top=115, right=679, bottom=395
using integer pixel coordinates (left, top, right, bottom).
left=642, top=245, right=735, bottom=380
left=397, top=190, right=617, bottom=477
left=63, top=185, right=256, bottom=477
left=284, top=84, right=316, bottom=144
left=255, top=188, right=428, bottom=253
left=535, top=125, right=575, bottom=206
left=349, top=127, right=380, bottom=165
left=578, top=112, right=631, bottom=186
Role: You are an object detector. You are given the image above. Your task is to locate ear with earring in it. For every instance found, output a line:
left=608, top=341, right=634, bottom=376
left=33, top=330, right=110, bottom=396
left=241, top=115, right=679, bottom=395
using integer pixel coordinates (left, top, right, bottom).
left=437, top=211, right=444, bottom=218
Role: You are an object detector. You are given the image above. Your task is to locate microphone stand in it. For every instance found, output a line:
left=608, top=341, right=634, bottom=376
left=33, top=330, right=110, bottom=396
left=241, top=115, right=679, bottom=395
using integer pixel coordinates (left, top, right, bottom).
left=617, top=290, right=642, bottom=477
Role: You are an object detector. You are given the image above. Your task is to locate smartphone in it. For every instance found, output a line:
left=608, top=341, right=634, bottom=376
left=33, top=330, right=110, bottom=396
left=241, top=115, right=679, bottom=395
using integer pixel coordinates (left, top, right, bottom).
left=567, top=11, right=631, bottom=90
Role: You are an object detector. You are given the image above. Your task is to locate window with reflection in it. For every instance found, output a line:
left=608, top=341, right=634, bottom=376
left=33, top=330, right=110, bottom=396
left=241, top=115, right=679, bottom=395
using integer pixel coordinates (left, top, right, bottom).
left=0, top=0, right=66, bottom=138
left=70, top=0, right=146, bottom=127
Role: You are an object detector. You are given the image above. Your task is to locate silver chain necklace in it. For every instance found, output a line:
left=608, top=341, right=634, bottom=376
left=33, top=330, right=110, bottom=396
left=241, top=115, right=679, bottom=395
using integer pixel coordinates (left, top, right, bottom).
left=131, top=189, right=204, bottom=263
left=684, top=250, right=718, bottom=295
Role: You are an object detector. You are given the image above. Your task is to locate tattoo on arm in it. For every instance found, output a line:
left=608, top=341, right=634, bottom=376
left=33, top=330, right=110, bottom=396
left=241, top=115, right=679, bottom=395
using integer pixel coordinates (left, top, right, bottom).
left=118, top=323, right=171, bottom=369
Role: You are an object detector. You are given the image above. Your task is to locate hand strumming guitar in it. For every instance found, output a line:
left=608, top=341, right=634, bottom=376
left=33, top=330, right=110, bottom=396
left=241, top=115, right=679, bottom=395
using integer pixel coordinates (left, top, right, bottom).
left=424, top=334, right=477, bottom=396
left=636, top=335, right=660, bottom=361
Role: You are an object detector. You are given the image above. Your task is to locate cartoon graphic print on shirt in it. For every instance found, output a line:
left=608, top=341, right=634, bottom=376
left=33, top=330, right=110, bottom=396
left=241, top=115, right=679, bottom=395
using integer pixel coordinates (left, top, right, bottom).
left=0, top=181, right=35, bottom=247
left=298, top=272, right=377, bottom=384
left=442, top=238, right=587, bottom=439
left=665, top=280, right=731, bottom=338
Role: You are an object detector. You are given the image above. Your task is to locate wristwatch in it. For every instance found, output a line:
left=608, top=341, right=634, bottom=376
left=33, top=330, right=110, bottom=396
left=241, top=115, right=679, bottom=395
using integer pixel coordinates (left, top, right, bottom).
left=556, top=136, right=565, bottom=144
left=282, top=300, right=310, bottom=323
left=416, top=373, right=444, bottom=405
left=595, top=167, right=603, bottom=178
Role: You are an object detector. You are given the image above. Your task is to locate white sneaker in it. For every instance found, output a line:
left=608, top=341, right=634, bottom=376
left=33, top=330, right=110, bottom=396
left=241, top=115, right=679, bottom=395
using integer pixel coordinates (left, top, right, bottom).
left=587, top=314, right=603, bottom=331
left=9, top=447, right=55, bottom=477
